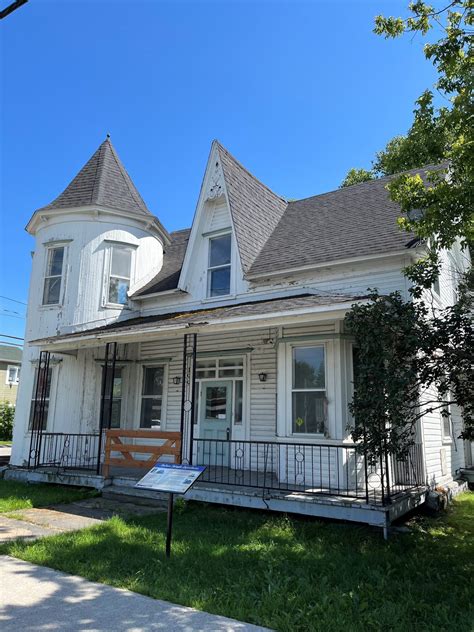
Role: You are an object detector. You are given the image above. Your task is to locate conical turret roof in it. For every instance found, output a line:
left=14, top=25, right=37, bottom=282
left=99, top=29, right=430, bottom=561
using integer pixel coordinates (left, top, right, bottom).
left=37, top=137, right=152, bottom=217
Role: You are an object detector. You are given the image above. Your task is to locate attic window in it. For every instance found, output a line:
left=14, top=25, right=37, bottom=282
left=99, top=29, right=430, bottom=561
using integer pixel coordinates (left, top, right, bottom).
left=208, top=233, right=231, bottom=297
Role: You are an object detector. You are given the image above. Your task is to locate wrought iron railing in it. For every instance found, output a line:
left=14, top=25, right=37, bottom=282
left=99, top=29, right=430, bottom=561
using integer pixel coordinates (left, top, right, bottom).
left=34, top=432, right=101, bottom=471
left=192, top=438, right=425, bottom=505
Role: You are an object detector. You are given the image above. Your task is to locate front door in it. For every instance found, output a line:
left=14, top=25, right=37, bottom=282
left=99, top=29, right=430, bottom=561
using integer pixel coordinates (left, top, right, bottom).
left=197, top=380, right=232, bottom=465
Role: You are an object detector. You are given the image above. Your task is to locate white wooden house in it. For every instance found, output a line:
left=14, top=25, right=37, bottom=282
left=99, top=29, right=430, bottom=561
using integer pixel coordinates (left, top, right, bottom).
left=8, top=138, right=471, bottom=532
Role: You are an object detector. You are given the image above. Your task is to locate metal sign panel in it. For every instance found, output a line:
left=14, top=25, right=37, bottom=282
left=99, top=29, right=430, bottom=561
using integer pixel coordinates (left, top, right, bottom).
left=135, top=463, right=205, bottom=494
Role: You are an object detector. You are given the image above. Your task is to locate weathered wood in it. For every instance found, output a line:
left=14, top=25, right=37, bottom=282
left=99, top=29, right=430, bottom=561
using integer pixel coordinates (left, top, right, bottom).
left=103, top=429, right=182, bottom=477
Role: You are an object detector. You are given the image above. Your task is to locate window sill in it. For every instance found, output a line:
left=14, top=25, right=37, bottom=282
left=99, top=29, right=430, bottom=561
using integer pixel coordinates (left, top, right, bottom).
left=103, top=303, right=130, bottom=310
left=202, top=294, right=236, bottom=304
left=38, top=303, right=62, bottom=311
left=442, top=437, right=453, bottom=445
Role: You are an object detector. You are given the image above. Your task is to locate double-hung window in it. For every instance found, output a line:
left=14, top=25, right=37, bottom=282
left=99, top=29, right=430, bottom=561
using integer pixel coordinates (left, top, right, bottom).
left=43, top=246, right=65, bottom=305
left=6, top=365, right=20, bottom=385
left=208, top=233, right=231, bottom=297
left=291, top=346, right=327, bottom=435
left=29, top=367, right=52, bottom=430
left=108, top=245, right=132, bottom=305
left=140, top=366, right=164, bottom=428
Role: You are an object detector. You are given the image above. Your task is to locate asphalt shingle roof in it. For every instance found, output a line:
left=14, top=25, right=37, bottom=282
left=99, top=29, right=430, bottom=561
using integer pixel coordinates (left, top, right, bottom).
left=36, top=138, right=153, bottom=217
left=132, top=228, right=191, bottom=297
left=35, top=293, right=365, bottom=343
left=0, top=345, right=22, bottom=363
left=248, top=165, right=443, bottom=277
left=216, top=142, right=288, bottom=272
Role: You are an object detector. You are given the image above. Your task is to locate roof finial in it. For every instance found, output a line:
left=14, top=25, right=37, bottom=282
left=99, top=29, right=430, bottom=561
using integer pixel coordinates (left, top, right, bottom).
left=106, top=132, right=111, bottom=139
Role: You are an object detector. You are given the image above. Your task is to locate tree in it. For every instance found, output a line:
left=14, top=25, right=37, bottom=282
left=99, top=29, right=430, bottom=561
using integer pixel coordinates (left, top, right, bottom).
left=342, top=1, right=473, bottom=290
left=339, top=167, right=375, bottom=188
left=345, top=281, right=474, bottom=462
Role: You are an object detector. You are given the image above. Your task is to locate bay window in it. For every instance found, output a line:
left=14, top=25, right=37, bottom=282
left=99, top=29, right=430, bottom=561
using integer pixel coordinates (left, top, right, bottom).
left=291, top=346, right=327, bottom=435
left=208, top=233, right=231, bottom=297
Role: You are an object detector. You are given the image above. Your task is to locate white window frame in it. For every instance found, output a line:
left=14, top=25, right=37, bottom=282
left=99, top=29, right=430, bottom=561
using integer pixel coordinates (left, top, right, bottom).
left=441, top=402, right=453, bottom=444
left=103, top=243, right=135, bottom=308
left=138, top=364, right=168, bottom=430
left=278, top=340, right=335, bottom=440
left=6, top=365, right=20, bottom=385
left=42, top=244, right=67, bottom=307
left=100, top=365, right=125, bottom=429
left=207, top=231, right=232, bottom=298
left=290, top=344, right=328, bottom=437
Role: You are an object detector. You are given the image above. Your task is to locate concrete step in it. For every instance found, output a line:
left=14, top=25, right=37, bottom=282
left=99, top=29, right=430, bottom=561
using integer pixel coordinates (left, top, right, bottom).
left=102, top=484, right=169, bottom=507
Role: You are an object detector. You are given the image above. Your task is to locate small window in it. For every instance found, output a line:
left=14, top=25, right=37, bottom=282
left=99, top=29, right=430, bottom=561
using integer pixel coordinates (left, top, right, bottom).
left=140, top=366, right=164, bottom=428
left=433, top=275, right=440, bottom=296
left=29, top=367, right=52, bottom=430
left=101, top=367, right=123, bottom=429
left=108, top=246, right=132, bottom=305
left=442, top=405, right=452, bottom=441
left=291, top=346, right=327, bottom=435
left=208, top=233, right=231, bottom=297
left=6, top=365, right=20, bottom=385
left=43, top=246, right=65, bottom=305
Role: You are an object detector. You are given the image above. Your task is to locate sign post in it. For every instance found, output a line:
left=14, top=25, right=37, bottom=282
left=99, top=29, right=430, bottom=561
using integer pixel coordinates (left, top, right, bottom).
left=135, top=463, right=206, bottom=558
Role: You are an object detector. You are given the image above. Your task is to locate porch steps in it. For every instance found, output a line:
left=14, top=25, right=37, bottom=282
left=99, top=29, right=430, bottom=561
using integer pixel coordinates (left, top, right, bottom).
left=102, top=477, right=169, bottom=507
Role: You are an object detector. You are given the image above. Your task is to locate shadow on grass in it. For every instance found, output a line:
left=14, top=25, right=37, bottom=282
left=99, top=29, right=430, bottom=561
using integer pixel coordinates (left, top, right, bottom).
left=2, top=495, right=473, bottom=632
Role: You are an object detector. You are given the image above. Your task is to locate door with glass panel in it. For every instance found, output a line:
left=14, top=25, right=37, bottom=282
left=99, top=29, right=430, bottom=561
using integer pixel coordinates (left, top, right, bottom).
left=197, top=380, right=233, bottom=466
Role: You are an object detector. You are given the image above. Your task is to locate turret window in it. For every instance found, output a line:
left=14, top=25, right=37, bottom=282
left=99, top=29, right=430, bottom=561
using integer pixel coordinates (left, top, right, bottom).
left=108, top=245, right=132, bottom=305
left=43, top=246, right=65, bottom=305
left=208, top=233, right=231, bottom=297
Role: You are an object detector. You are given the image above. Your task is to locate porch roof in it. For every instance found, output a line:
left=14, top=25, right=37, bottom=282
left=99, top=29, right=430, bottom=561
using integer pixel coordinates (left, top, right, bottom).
left=31, top=293, right=367, bottom=350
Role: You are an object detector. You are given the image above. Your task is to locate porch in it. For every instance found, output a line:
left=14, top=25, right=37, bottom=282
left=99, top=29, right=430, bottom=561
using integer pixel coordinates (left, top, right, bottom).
left=13, top=427, right=427, bottom=530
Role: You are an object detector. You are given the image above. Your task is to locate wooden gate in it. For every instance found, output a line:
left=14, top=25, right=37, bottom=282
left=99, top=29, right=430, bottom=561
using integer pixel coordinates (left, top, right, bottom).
left=103, top=429, right=181, bottom=477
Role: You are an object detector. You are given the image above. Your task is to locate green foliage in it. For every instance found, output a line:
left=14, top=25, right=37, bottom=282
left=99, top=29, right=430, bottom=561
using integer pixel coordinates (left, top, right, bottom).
left=0, top=402, right=15, bottom=441
left=0, top=480, right=97, bottom=514
left=342, top=1, right=473, bottom=289
left=2, top=496, right=473, bottom=631
left=339, top=167, right=375, bottom=188
left=345, top=285, right=474, bottom=458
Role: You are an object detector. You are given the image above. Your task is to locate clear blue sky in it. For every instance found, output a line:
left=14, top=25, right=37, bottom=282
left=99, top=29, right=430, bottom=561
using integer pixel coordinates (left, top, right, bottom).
left=1, top=0, right=437, bottom=341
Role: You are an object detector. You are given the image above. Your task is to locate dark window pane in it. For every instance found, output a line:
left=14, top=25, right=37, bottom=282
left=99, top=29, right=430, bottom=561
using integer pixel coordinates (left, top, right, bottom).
left=235, top=381, right=243, bottom=424
left=29, top=401, right=49, bottom=430
left=43, top=276, right=61, bottom=305
left=209, top=267, right=230, bottom=296
left=292, top=391, right=327, bottom=434
left=142, top=367, right=164, bottom=396
left=108, top=277, right=129, bottom=304
left=140, top=398, right=162, bottom=428
left=47, top=247, right=64, bottom=276
left=205, top=386, right=227, bottom=419
left=209, top=234, right=231, bottom=267
left=293, top=347, right=325, bottom=388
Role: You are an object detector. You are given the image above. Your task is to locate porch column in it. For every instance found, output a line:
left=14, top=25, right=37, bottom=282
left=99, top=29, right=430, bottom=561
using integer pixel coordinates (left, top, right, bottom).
left=179, top=333, right=197, bottom=464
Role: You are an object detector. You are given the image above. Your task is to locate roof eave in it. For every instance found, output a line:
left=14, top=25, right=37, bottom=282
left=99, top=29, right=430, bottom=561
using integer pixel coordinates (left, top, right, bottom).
left=246, top=248, right=425, bottom=281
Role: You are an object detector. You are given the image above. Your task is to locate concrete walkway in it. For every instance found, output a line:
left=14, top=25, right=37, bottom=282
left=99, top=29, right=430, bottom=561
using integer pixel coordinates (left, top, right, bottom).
left=0, top=497, right=166, bottom=543
left=0, top=556, right=271, bottom=631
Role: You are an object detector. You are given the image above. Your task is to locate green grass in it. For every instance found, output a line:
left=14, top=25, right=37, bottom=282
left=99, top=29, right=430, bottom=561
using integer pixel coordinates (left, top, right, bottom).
left=0, top=440, right=12, bottom=446
left=0, top=480, right=97, bottom=513
left=1, top=492, right=472, bottom=631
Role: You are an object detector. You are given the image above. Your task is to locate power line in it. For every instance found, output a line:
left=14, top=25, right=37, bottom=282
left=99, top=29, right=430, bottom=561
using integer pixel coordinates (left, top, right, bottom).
left=0, top=295, right=27, bottom=306
left=0, top=333, right=24, bottom=340
left=0, top=311, right=25, bottom=320
left=0, top=341, right=23, bottom=348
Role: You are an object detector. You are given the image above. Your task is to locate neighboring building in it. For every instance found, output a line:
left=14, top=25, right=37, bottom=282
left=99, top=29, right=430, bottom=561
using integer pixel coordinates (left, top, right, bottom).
left=8, top=138, right=471, bottom=532
left=0, top=345, right=22, bottom=405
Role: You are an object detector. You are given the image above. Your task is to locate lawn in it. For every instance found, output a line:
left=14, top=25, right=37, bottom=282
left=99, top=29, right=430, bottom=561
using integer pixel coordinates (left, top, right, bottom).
left=0, top=479, right=97, bottom=513
left=1, top=491, right=472, bottom=631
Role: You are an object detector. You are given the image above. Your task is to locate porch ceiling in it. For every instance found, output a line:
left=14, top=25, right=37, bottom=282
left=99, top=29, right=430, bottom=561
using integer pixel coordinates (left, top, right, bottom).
left=30, top=292, right=367, bottom=351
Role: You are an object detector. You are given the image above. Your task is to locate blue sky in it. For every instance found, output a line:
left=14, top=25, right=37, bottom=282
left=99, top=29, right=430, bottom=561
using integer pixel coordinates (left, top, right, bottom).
left=0, top=0, right=437, bottom=341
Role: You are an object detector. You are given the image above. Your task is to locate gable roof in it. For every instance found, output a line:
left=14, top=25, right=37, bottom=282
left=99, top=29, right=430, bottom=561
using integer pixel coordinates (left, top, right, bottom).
left=215, top=142, right=287, bottom=272
left=0, top=345, right=22, bottom=364
left=132, top=228, right=191, bottom=297
left=247, top=165, right=443, bottom=277
left=36, top=137, right=153, bottom=217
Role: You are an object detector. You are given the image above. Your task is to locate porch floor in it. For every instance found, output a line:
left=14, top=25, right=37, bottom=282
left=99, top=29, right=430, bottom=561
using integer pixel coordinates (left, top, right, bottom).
left=5, top=465, right=427, bottom=529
